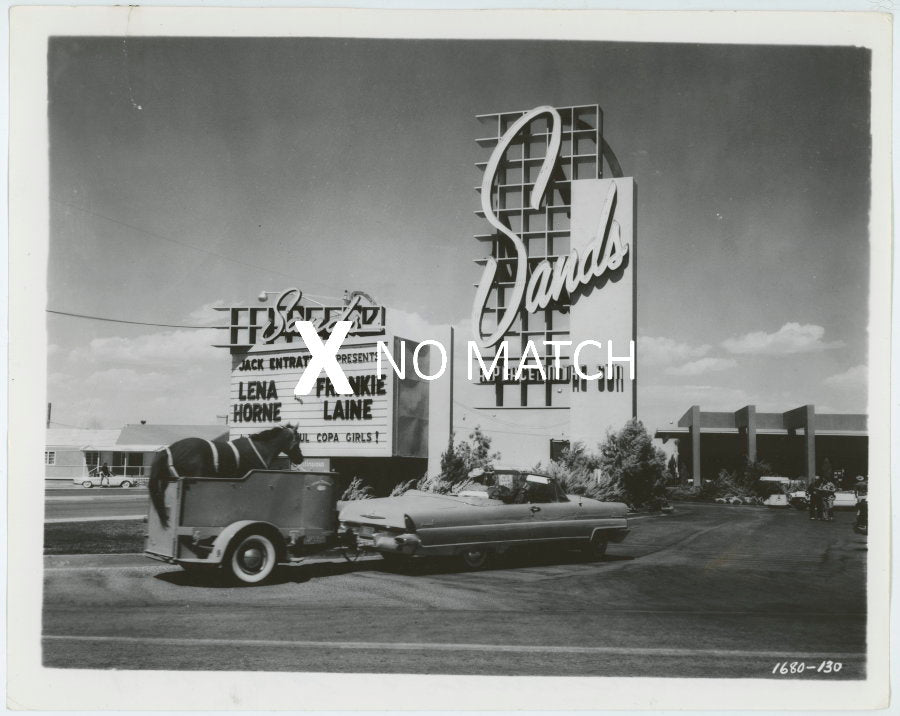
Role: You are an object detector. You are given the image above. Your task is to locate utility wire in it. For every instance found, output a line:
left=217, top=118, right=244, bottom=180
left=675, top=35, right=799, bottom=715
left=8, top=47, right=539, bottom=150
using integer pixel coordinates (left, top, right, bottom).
left=46, top=309, right=221, bottom=330
left=51, top=197, right=342, bottom=299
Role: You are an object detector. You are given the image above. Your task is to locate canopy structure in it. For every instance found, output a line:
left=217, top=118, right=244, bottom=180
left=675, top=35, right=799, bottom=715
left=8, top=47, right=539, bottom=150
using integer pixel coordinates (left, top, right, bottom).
left=655, top=404, right=867, bottom=484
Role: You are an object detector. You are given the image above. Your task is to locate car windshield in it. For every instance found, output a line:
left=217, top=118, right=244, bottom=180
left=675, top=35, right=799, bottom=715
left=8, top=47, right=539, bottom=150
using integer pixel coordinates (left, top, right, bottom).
left=478, top=471, right=569, bottom=504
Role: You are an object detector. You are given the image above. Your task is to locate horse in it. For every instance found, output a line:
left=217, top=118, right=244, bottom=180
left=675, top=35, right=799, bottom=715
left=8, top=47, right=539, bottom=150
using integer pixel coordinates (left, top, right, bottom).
left=148, top=424, right=304, bottom=527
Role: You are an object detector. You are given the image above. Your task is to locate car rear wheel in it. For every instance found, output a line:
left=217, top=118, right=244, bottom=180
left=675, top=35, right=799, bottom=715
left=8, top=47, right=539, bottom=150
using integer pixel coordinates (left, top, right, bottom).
left=583, top=534, right=608, bottom=561
left=225, top=533, right=278, bottom=584
left=120, top=481, right=132, bottom=488
left=81, top=481, right=92, bottom=488
left=460, top=547, right=491, bottom=570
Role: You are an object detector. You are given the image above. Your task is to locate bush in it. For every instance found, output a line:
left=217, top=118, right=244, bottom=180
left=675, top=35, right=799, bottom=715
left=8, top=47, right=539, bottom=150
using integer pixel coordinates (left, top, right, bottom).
left=598, top=419, right=667, bottom=507
left=536, top=421, right=668, bottom=507
left=668, top=485, right=700, bottom=501
left=340, top=476, right=376, bottom=501
left=534, top=442, right=625, bottom=502
left=698, top=469, right=743, bottom=501
left=417, top=426, right=501, bottom=494
left=535, top=442, right=602, bottom=495
left=389, top=479, right=419, bottom=496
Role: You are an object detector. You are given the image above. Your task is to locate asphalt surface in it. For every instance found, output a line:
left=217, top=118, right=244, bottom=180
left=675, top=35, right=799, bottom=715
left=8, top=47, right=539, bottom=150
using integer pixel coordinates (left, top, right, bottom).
left=42, top=503, right=866, bottom=678
left=45, top=488, right=148, bottom=522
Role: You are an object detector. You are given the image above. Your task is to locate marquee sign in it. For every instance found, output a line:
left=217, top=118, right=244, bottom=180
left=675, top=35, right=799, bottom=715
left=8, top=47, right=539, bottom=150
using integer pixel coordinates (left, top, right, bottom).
left=214, top=290, right=431, bottom=460
left=215, top=288, right=385, bottom=352
left=229, top=343, right=393, bottom=457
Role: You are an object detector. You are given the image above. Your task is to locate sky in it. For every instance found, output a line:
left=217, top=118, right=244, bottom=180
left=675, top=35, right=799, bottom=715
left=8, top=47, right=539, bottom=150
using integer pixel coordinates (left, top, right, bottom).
left=46, top=36, right=871, bottom=441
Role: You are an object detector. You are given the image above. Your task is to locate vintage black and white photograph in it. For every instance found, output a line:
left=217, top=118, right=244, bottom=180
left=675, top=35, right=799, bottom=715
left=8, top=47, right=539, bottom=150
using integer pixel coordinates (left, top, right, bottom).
left=7, top=6, right=892, bottom=711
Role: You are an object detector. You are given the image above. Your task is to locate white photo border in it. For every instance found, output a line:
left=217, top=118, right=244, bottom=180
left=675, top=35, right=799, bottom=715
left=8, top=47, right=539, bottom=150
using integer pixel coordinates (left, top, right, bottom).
left=7, top=6, right=893, bottom=711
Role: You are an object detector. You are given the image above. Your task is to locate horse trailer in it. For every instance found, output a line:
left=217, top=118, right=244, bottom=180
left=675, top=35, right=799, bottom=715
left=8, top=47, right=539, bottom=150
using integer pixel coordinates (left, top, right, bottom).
left=144, top=469, right=341, bottom=584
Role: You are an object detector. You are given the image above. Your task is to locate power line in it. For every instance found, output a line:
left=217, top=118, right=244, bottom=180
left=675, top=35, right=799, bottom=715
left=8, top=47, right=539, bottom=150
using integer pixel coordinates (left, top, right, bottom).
left=51, top=197, right=324, bottom=288
left=47, top=309, right=220, bottom=330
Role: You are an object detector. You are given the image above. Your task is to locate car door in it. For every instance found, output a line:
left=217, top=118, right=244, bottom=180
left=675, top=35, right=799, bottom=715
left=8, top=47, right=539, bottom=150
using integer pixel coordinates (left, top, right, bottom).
left=423, top=499, right=537, bottom=547
left=527, top=479, right=585, bottom=541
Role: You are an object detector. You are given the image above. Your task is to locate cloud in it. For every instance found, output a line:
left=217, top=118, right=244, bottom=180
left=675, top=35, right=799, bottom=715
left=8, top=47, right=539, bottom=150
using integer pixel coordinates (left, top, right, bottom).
left=722, top=323, right=844, bottom=355
left=640, top=383, right=754, bottom=411
left=74, top=328, right=222, bottom=367
left=47, top=371, right=69, bottom=387
left=824, top=364, right=867, bottom=390
left=186, top=299, right=233, bottom=326
left=84, top=367, right=171, bottom=392
left=665, top=357, right=737, bottom=376
left=637, top=336, right=711, bottom=366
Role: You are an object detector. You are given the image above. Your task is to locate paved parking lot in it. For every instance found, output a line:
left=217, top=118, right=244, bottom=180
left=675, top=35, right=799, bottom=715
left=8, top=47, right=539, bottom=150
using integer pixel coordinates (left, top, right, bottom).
left=42, top=503, right=866, bottom=678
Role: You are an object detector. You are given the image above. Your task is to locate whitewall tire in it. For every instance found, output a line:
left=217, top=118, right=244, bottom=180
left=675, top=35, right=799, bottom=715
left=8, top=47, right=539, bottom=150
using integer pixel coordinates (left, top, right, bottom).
left=226, top=533, right=278, bottom=584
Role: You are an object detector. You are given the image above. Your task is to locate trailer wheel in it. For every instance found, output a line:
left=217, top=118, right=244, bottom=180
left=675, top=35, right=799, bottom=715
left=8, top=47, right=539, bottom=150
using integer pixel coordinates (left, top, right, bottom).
left=460, top=547, right=490, bottom=570
left=225, top=533, right=278, bottom=584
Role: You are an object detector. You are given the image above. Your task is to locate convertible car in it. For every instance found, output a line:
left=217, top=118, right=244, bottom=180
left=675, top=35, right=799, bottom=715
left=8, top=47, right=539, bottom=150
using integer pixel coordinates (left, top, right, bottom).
left=338, top=468, right=630, bottom=569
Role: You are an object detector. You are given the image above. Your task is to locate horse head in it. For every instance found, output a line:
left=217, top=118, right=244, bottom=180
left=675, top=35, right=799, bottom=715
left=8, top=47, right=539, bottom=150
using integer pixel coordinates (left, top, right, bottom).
left=281, top=424, right=305, bottom=464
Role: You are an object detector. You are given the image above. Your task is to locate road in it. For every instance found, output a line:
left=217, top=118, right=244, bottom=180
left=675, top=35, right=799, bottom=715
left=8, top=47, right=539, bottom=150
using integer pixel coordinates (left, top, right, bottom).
left=45, top=488, right=148, bottom=522
left=42, top=503, right=866, bottom=678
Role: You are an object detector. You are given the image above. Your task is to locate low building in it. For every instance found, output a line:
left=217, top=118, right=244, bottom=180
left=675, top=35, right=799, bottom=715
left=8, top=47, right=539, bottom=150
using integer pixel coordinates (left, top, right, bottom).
left=655, top=404, right=867, bottom=486
left=45, top=428, right=121, bottom=483
left=45, top=424, right=228, bottom=487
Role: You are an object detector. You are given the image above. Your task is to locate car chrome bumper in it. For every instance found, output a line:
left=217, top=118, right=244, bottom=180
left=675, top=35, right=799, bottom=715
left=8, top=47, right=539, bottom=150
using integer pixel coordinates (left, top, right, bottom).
left=361, top=531, right=421, bottom=555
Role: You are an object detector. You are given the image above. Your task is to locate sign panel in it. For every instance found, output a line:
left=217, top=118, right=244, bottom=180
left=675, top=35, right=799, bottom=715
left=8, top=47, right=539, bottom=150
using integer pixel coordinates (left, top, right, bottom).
left=568, top=177, right=636, bottom=443
left=215, top=289, right=386, bottom=351
left=228, top=343, right=393, bottom=457
left=471, top=104, right=635, bottom=417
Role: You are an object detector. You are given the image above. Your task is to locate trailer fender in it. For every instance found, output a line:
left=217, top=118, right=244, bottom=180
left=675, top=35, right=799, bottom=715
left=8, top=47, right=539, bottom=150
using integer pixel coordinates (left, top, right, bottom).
left=210, top=520, right=285, bottom=564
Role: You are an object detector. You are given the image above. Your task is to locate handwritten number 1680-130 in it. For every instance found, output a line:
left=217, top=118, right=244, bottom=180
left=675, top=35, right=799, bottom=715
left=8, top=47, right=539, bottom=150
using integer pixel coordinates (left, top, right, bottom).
left=772, top=661, right=843, bottom=675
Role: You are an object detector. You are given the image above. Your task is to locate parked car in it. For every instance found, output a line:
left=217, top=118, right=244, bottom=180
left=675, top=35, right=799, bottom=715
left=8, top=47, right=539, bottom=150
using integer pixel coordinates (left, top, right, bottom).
left=338, top=469, right=630, bottom=569
left=75, top=475, right=138, bottom=488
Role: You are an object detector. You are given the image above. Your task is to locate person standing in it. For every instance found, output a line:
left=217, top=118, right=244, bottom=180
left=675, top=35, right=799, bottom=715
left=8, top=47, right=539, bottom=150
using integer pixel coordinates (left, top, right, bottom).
left=807, top=476, right=824, bottom=520
left=819, top=476, right=837, bottom=521
left=99, top=461, right=112, bottom=487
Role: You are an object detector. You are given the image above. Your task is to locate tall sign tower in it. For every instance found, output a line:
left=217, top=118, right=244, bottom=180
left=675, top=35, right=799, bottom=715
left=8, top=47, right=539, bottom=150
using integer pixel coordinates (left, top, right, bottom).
left=471, top=104, right=636, bottom=453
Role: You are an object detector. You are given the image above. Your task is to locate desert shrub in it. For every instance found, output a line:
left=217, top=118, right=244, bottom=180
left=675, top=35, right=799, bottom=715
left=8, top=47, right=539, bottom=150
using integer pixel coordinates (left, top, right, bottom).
left=416, top=471, right=467, bottom=495
left=668, top=485, right=700, bottom=501
left=389, top=478, right=419, bottom=496
left=598, top=419, right=667, bottom=507
left=698, top=469, right=743, bottom=500
left=535, top=442, right=600, bottom=495
left=417, top=427, right=501, bottom=494
left=537, top=423, right=667, bottom=507
left=534, top=442, right=626, bottom=502
left=340, top=476, right=376, bottom=501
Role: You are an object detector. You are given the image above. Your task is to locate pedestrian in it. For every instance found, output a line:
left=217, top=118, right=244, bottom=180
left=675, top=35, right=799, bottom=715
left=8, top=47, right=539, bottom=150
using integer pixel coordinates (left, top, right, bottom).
left=807, top=476, right=824, bottom=520
left=99, top=461, right=112, bottom=487
left=819, top=476, right=837, bottom=521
